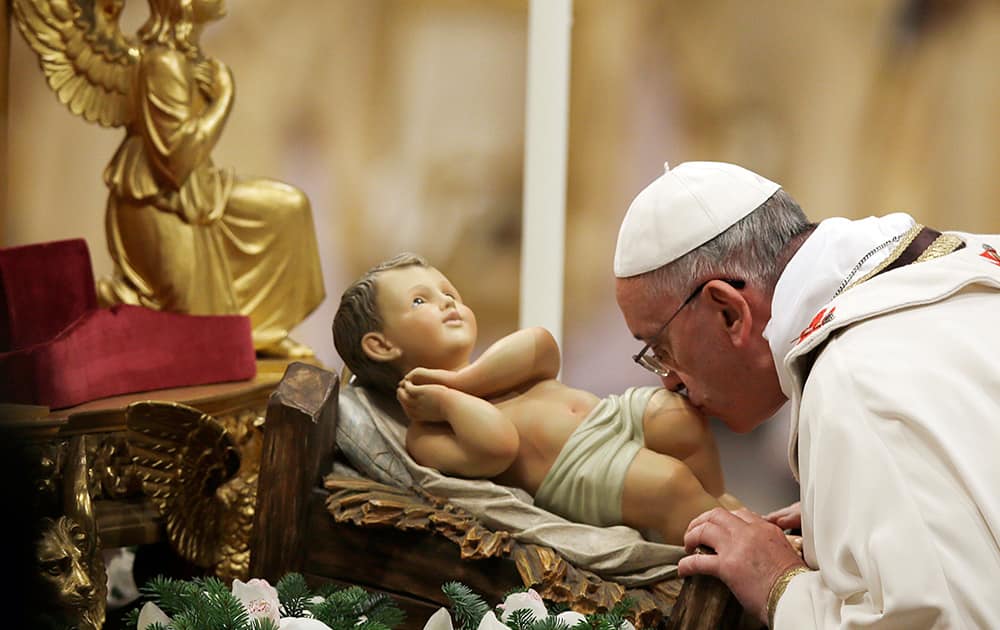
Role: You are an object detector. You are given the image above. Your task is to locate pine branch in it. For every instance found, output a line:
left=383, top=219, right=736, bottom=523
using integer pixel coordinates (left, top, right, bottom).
left=360, top=591, right=406, bottom=629
left=141, top=575, right=201, bottom=617
left=309, top=585, right=371, bottom=630
left=506, top=608, right=537, bottom=630
left=441, top=582, right=491, bottom=630
left=530, top=616, right=565, bottom=630
left=276, top=573, right=313, bottom=618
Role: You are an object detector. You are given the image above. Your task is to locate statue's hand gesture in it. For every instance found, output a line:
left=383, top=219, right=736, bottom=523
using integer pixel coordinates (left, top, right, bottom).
left=396, top=378, right=449, bottom=424
left=404, top=367, right=459, bottom=389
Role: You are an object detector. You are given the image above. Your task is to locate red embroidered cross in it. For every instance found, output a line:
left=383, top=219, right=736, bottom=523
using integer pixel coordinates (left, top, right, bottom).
left=980, top=244, right=1000, bottom=267
left=797, top=307, right=836, bottom=344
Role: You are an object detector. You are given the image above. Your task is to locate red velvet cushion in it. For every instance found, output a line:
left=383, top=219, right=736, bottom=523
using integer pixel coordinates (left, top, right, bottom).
left=0, top=305, right=257, bottom=409
left=0, top=238, right=97, bottom=352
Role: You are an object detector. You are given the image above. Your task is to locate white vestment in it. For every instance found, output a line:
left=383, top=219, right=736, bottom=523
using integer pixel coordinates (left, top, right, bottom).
left=765, top=218, right=1000, bottom=628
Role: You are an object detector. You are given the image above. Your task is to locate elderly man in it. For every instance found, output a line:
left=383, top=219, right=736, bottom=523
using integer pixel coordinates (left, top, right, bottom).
left=613, top=161, right=1000, bottom=628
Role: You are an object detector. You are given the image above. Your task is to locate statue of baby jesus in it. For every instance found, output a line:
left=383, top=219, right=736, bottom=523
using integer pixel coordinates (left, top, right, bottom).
left=333, top=253, right=741, bottom=544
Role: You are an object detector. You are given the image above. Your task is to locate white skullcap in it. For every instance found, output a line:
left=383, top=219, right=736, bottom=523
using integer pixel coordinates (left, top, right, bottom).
left=614, top=161, right=781, bottom=278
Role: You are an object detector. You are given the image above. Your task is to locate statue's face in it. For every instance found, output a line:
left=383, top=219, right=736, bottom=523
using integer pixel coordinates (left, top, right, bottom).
left=37, top=517, right=95, bottom=613
left=373, top=265, right=478, bottom=374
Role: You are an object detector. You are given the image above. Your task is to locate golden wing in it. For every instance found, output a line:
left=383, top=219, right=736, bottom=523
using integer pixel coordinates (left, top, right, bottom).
left=12, top=0, right=139, bottom=127
left=126, top=401, right=240, bottom=569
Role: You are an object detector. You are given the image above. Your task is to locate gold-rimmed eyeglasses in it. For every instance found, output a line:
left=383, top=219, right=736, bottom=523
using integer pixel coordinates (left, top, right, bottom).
left=632, top=278, right=746, bottom=377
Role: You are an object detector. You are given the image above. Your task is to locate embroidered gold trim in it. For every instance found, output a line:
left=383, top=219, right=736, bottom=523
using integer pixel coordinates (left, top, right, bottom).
left=843, top=223, right=924, bottom=293
left=915, top=233, right=964, bottom=263
left=767, top=565, right=811, bottom=628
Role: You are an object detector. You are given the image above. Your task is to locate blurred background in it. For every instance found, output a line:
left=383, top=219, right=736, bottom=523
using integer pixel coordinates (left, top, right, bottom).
left=5, top=0, right=1000, bottom=513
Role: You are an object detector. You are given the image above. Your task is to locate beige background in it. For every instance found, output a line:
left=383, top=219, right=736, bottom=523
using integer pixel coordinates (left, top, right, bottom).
left=6, top=0, right=1000, bottom=511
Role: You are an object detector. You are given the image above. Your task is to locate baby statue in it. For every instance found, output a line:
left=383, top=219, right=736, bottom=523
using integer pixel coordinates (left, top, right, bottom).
left=333, top=253, right=741, bottom=544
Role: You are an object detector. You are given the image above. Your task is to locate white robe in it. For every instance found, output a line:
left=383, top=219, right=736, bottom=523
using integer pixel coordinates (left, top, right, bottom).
left=771, top=229, right=1000, bottom=628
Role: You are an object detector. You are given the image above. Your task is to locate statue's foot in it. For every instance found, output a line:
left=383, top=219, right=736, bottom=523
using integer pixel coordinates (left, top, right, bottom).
left=257, top=337, right=315, bottom=359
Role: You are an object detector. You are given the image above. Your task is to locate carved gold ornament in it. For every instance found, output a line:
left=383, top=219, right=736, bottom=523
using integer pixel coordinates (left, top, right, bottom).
left=126, top=400, right=261, bottom=581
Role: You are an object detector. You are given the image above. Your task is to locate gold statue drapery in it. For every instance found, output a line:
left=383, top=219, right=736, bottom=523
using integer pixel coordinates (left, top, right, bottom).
left=13, top=0, right=324, bottom=357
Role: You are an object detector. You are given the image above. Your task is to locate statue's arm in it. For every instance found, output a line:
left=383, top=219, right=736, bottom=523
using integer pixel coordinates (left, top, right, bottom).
left=401, top=383, right=519, bottom=478
left=409, top=327, right=560, bottom=399
left=138, top=48, right=234, bottom=188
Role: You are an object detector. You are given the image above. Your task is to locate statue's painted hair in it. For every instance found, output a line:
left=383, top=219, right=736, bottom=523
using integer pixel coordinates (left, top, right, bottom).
left=333, top=253, right=430, bottom=393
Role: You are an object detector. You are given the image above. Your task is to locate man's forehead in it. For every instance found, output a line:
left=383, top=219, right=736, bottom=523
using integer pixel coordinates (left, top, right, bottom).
left=616, top=277, right=673, bottom=337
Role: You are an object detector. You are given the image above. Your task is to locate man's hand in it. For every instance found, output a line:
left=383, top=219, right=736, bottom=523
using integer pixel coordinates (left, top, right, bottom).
left=765, top=501, right=802, bottom=531
left=396, top=379, right=449, bottom=423
left=678, top=507, right=807, bottom=626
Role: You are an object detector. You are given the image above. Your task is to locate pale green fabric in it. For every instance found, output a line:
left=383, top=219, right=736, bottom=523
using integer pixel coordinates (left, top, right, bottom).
left=534, top=386, right=660, bottom=526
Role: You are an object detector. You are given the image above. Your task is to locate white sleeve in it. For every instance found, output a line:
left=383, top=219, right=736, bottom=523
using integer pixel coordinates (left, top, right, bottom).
left=774, top=325, right=999, bottom=629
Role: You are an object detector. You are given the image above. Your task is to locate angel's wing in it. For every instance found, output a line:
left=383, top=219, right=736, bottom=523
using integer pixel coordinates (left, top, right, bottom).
left=12, top=0, right=139, bottom=127
left=126, top=401, right=241, bottom=569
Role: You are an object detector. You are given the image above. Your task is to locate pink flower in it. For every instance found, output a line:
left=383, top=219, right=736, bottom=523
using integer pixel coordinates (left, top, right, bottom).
left=232, top=577, right=281, bottom=623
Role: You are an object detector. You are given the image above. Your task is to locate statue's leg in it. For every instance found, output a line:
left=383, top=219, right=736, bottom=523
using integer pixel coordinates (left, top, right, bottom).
left=104, top=199, right=237, bottom=314
left=223, top=178, right=325, bottom=355
left=620, top=448, right=721, bottom=545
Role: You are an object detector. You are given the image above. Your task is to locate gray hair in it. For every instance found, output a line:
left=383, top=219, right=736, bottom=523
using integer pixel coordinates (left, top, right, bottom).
left=641, top=189, right=811, bottom=299
left=333, top=253, right=430, bottom=393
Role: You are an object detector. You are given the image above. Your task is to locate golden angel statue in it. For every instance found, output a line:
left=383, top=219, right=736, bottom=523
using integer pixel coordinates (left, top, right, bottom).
left=13, top=0, right=325, bottom=357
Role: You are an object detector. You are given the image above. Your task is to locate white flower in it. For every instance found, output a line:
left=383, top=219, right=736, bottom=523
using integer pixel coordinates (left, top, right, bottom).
left=232, top=577, right=281, bottom=623
left=498, top=589, right=548, bottom=624
left=477, top=611, right=512, bottom=630
left=423, top=607, right=455, bottom=630
left=137, top=601, right=172, bottom=629
left=279, top=619, right=335, bottom=630
left=555, top=611, right=587, bottom=628
left=618, top=620, right=635, bottom=630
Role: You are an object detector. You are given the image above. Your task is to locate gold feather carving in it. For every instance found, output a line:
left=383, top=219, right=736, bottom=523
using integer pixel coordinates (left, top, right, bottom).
left=12, top=0, right=139, bottom=127
left=126, top=401, right=259, bottom=581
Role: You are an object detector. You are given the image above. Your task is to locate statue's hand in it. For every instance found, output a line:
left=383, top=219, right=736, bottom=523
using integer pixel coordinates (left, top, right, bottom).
left=179, top=201, right=222, bottom=226
left=396, top=379, right=449, bottom=424
left=404, top=367, right=458, bottom=388
left=193, top=58, right=232, bottom=103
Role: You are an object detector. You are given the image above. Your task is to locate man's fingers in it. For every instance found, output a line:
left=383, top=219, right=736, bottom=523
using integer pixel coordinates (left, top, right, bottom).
left=686, top=506, right=746, bottom=536
left=732, top=507, right=759, bottom=524
left=683, top=521, right=729, bottom=554
left=677, top=550, right=721, bottom=578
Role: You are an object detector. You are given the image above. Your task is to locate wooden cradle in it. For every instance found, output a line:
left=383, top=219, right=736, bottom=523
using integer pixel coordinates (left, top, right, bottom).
left=244, top=362, right=744, bottom=630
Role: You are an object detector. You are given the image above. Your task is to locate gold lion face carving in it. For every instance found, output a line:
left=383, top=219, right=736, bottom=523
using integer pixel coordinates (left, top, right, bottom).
left=37, top=516, right=105, bottom=630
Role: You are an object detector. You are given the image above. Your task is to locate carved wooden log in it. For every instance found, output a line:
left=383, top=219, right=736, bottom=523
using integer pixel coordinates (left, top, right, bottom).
left=664, top=573, right=744, bottom=630
left=249, top=362, right=339, bottom=581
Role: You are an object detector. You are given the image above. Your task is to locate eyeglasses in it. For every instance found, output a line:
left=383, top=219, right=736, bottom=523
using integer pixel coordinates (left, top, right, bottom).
left=632, top=278, right=745, bottom=377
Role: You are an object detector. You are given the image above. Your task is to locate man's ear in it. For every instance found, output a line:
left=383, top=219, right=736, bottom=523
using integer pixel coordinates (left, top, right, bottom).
left=361, top=331, right=402, bottom=363
left=704, top=281, right=753, bottom=347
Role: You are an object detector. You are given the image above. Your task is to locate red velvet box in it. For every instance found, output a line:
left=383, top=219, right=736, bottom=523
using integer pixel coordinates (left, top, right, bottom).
left=0, top=239, right=256, bottom=409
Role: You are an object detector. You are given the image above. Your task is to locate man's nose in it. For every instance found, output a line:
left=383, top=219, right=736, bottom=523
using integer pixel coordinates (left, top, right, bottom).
left=659, top=371, right=685, bottom=393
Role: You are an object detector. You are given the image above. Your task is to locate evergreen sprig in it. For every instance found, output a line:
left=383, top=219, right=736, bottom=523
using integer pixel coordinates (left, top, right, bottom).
left=123, top=572, right=401, bottom=630
left=443, top=583, right=635, bottom=630
left=276, top=572, right=312, bottom=617
left=505, top=608, right=538, bottom=630
left=442, top=581, right=492, bottom=630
